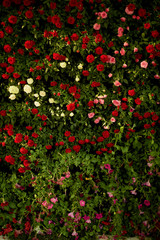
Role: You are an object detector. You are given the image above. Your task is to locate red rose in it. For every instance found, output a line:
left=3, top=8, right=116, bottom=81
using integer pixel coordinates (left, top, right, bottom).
left=128, top=89, right=136, bottom=96
left=6, top=66, right=14, bottom=73
left=65, top=148, right=72, bottom=153
left=23, top=160, right=30, bottom=167
left=135, top=98, right=142, bottom=105
left=102, top=131, right=110, bottom=138
left=97, top=136, right=104, bottom=142
left=14, top=133, right=23, bottom=143
left=50, top=81, right=57, bottom=86
left=41, top=114, right=47, bottom=121
left=68, top=136, right=75, bottom=142
left=71, top=33, right=79, bottom=41
left=31, top=108, right=38, bottom=114
left=0, top=31, right=4, bottom=38
left=3, top=0, right=11, bottom=8
left=0, top=110, right=7, bottom=116
left=156, top=44, right=160, bottom=50
left=144, top=23, right=150, bottom=29
left=18, top=167, right=26, bottom=173
left=24, top=40, right=35, bottom=49
left=2, top=74, right=10, bottom=79
left=151, top=30, right=159, bottom=38
left=143, top=112, right=150, bottom=118
left=144, top=124, right=151, bottom=129
left=18, top=49, right=24, bottom=55
left=8, top=16, right=17, bottom=24
left=27, top=139, right=35, bottom=147
left=106, top=143, right=114, bottom=147
left=25, top=10, right=34, bottom=19
left=112, top=110, right=118, bottom=117
left=82, top=43, right=87, bottom=49
left=127, top=3, right=136, bottom=11
left=97, top=64, right=104, bottom=71
left=20, top=147, right=28, bottom=154
left=121, top=103, right=127, bottom=110
left=86, top=54, right=95, bottom=63
left=108, top=41, right=114, bottom=47
left=95, top=46, right=103, bottom=54
left=82, top=36, right=90, bottom=44
left=69, top=86, right=77, bottom=94
left=73, top=145, right=81, bottom=153
left=5, top=155, right=15, bottom=165
left=69, top=0, right=77, bottom=7
left=13, top=73, right=20, bottom=78
left=152, top=114, right=159, bottom=121
left=146, top=44, right=154, bottom=53
left=45, top=145, right=52, bottom=150
left=87, top=100, right=94, bottom=108
left=32, top=132, right=39, bottom=138
left=100, top=55, right=109, bottom=63
left=50, top=2, right=56, bottom=9
left=4, top=44, right=11, bottom=53
left=67, top=16, right=75, bottom=24
left=138, top=8, right=146, bottom=17
left=67, top=103, right=75, bottom=111
left=82, top=70, right=89, bottom=76
left=8, top=57, right=16, bottom=64
left=64, top=131, right=71, bottom=137
left=91, top=81, right=101, bottom=87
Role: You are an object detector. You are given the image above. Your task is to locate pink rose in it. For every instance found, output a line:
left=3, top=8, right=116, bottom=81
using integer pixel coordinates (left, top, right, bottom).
left=110, top=117, right=116, bottom=122
left=114, top=80, right=121, bottom=86
left=125, top=7, right=134, bottom=15
left=134, top=47, right=138, bottom=52
left=94, top=99, right=99, bottom=104
left=94, top=118, right=100, bottom=124
left=114, top=50, right=119, bottom=54
left=93, top=23, right=101, bottom=30
left=140, top=61, right=148, bottom=68
left=80, top=200, right=85, bottom=206
left=88, top=112, right=95, bottom=118
left=154, top=75, right=160, bottom=79
left=68, top=212, right=74, bottom=218
left=120, top=17, right=126, bottom=22
left=50, top=197, right=58, bottom=203
left=108, top=73, right=112, bottom=78
left=48, top=203, right=53, bottom=209
left=99, top=99, right=104, bottom=104
left=122, top=63, right=127, bottom=68
left=144, top=200, right=150, bottom=206
left=100, top=11, right=107, bottom=19
left=112, top=100, right=121, bottom=106
left=109, top=57, right=116, bottom=64
left=124, top=42, right=129, bottom=47
left=120, top=48, right=125, bottom=56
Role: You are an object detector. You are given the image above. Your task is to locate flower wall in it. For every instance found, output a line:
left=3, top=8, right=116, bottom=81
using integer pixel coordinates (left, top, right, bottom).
left=0, top=0, right=160, bottom=239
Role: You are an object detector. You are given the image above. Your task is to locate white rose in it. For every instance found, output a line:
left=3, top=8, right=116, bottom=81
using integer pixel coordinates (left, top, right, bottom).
left=59, top=62, right=67, bottom=68
left=8, top=85, right=19, bottom=94
left=77, top=63, right=83, bottom=69
left=34, top=101, right=41, bottom=107
left=65, top=58, right=69, bottom=61
left=69, top=112, right=74, bottom=117
left=39, top=91, right=46, bottom=97
left=24, top=84, right=32, bottom=94
left=75, top=76, right=80, bottom=82
left=61, top=112, right=65, bottom=117
left=9, top=94, right=16, bottom=100
left=27, top=78, right=34, bottom=84
left=48, top=98, right=54, bottom=103
left=33, top=93, right=39, bottom=98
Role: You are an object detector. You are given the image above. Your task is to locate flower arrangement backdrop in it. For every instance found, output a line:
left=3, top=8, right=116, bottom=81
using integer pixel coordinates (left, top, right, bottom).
left=0, top=0, right=160, bottom=239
